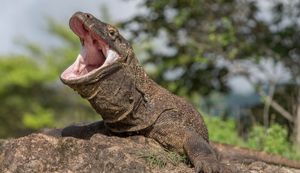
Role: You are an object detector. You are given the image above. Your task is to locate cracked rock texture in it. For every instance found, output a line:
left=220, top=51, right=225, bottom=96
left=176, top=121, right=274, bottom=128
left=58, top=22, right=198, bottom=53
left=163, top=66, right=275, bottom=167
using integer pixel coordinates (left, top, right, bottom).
left=0, top=133, right=299, bottom=173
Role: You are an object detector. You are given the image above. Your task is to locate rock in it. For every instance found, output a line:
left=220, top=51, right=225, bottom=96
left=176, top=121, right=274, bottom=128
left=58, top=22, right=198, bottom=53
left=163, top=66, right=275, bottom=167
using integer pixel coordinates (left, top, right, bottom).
left=0, top=133, right=193, bottom=173
left=0, top=132, right=299, bottom=173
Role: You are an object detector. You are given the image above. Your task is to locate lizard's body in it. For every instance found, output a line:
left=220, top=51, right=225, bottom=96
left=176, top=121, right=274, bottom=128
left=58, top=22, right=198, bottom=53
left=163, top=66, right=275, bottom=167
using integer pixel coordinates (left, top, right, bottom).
left=60, top=12, right=300, bottom=173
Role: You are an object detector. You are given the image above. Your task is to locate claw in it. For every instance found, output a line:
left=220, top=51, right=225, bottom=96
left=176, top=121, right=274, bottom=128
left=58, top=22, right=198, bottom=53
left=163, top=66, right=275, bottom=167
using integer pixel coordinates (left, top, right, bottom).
left=193, top=158, right=237, bottom=173
left=194, top=160, right=219, bottom=173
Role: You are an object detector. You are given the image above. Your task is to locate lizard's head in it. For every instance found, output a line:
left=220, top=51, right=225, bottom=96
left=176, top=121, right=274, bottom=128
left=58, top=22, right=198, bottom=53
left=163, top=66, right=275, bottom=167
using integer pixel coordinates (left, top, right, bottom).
left=61, top=11, right=133, bottom=83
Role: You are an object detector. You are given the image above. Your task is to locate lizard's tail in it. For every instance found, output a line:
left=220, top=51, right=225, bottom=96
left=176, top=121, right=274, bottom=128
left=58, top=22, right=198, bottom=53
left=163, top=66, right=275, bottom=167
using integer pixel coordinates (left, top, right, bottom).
left=211, top=142, right=300, bottom=169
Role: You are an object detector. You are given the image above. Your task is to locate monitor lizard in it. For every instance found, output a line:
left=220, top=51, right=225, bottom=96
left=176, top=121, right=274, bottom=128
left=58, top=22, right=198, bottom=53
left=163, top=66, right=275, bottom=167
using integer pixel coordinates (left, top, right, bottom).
left=60, top=11, right=300, bottom=173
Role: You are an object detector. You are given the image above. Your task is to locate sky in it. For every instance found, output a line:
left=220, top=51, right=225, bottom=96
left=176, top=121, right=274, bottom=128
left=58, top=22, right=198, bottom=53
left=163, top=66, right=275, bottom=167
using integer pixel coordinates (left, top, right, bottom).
left=0, top=0, right=288, bottom=95
left=0, top=0, right=141, bottom=55
left=0, top=0, right=275, bottom=57
left=0, top=0, right=272, bottom=58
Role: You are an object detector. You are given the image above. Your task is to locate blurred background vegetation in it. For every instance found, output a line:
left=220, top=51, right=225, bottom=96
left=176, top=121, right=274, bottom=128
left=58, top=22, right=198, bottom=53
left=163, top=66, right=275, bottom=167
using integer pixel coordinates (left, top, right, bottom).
left=1, top=0, right=300, bottom=160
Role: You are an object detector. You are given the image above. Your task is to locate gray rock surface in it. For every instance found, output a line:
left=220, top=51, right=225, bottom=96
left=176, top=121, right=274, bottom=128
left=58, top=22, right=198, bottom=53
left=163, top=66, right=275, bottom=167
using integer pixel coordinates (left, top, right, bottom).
left=0, top=133, right=299, bottom=173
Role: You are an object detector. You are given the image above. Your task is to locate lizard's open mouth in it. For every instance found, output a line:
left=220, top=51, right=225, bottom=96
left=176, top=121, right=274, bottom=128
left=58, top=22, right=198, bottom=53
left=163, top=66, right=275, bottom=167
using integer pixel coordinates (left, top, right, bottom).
left=61, top=16, right=120, bottom=81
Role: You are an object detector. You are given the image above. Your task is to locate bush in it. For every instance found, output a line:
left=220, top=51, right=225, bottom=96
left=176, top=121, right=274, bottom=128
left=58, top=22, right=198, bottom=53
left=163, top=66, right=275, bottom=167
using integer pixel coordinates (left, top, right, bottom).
left=204, top=115, right=245, bottom=146
left=204, top=115, right=300, bottom=160
left=246, top=124, right=300, bottom=160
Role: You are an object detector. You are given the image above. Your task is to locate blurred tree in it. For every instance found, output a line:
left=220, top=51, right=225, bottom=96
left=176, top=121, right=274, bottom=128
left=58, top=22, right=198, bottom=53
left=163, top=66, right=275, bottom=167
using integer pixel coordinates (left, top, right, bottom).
left=121, top=0, right=300, bottom=146
left=267, top=0, right=300, bottom=148
left=0, top=21, right=97, bottom=138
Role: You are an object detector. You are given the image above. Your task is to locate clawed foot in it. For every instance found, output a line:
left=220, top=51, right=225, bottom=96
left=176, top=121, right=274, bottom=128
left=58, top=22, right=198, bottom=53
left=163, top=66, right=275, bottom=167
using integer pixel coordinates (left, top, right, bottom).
left=194, top=159, right=232, bottom=173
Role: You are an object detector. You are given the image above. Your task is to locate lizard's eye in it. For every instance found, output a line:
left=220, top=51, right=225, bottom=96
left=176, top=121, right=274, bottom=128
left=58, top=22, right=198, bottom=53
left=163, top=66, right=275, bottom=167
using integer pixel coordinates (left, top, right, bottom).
left=108, top=28, right=118, bottom=41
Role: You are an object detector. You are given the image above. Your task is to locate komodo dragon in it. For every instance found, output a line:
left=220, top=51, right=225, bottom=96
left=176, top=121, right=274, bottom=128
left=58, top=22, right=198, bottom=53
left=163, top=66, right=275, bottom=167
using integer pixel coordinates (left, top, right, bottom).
left=59, top=11, right=300, bottom=173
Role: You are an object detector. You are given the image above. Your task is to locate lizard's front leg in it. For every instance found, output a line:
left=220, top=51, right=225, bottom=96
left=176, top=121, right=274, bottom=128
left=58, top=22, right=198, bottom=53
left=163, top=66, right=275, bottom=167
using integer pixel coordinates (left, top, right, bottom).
left=184, top=130, right=227, bottom=173
left=148, top=124, right=231, bottom=173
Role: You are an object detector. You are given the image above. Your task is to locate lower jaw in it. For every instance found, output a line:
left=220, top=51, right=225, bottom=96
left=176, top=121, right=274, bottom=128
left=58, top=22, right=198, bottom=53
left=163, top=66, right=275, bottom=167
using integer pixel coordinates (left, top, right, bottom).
left=60, top=63, right=125, bottom=102
left=61, top=48, right=121, bottom=83
left=61, top=54, right=102, bottom=81
left=60, top=62, right=123, bottom=85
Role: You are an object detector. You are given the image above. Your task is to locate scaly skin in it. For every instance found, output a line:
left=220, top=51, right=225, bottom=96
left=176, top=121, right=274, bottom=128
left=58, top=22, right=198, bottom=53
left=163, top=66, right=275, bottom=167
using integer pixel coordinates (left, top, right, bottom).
left=60, top=12, right=232, bottom=173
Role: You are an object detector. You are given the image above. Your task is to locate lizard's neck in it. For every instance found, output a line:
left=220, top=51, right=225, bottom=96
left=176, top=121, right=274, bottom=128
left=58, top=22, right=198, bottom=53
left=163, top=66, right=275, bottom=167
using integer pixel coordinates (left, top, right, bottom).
left=70, top=55, right=165, bottom=132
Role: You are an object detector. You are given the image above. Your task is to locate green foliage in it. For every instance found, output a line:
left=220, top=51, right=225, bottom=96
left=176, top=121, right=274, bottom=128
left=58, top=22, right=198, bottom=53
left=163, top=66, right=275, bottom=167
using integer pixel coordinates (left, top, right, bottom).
left=23, top=105, right=55, bottom=129
left=204, top=115, right=245, bottom=146
left=0, top=21, right=96, bottom=138
left=205, top=115, right=300, bottom=160
left=246, top=124, right=300, bottom=160
left=0, top=56, right=56, bottom=137
left=0, top=56, right=54, bottom=93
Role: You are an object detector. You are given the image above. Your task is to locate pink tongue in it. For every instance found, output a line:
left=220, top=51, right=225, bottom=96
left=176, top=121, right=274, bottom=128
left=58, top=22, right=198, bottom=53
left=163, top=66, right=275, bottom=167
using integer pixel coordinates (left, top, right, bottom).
left=83, top=35, right=104, bottom=66
left=84, top=50, right=101, bottom=66
left=72, top=35, right=105, bottom=75
left=72, top=53, right=88, bottom=76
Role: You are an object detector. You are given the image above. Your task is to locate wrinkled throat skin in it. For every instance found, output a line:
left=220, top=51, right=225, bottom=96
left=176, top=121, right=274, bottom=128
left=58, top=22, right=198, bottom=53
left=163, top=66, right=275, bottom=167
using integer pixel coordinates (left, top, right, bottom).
left=60, top=12, right=169, bottom=132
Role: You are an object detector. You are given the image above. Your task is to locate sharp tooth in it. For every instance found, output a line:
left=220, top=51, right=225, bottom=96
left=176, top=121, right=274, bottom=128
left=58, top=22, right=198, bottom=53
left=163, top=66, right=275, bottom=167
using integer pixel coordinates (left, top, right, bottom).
left=106, top=49, right=117, bottom=63
left=73, top=53, right=83, bottom=71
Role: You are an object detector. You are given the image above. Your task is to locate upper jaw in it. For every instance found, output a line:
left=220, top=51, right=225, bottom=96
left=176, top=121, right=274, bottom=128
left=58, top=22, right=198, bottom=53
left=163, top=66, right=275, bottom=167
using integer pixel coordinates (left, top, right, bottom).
left=60, top=12, right=121, bottom=83
left=69, top=12, right=96, bottom=39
